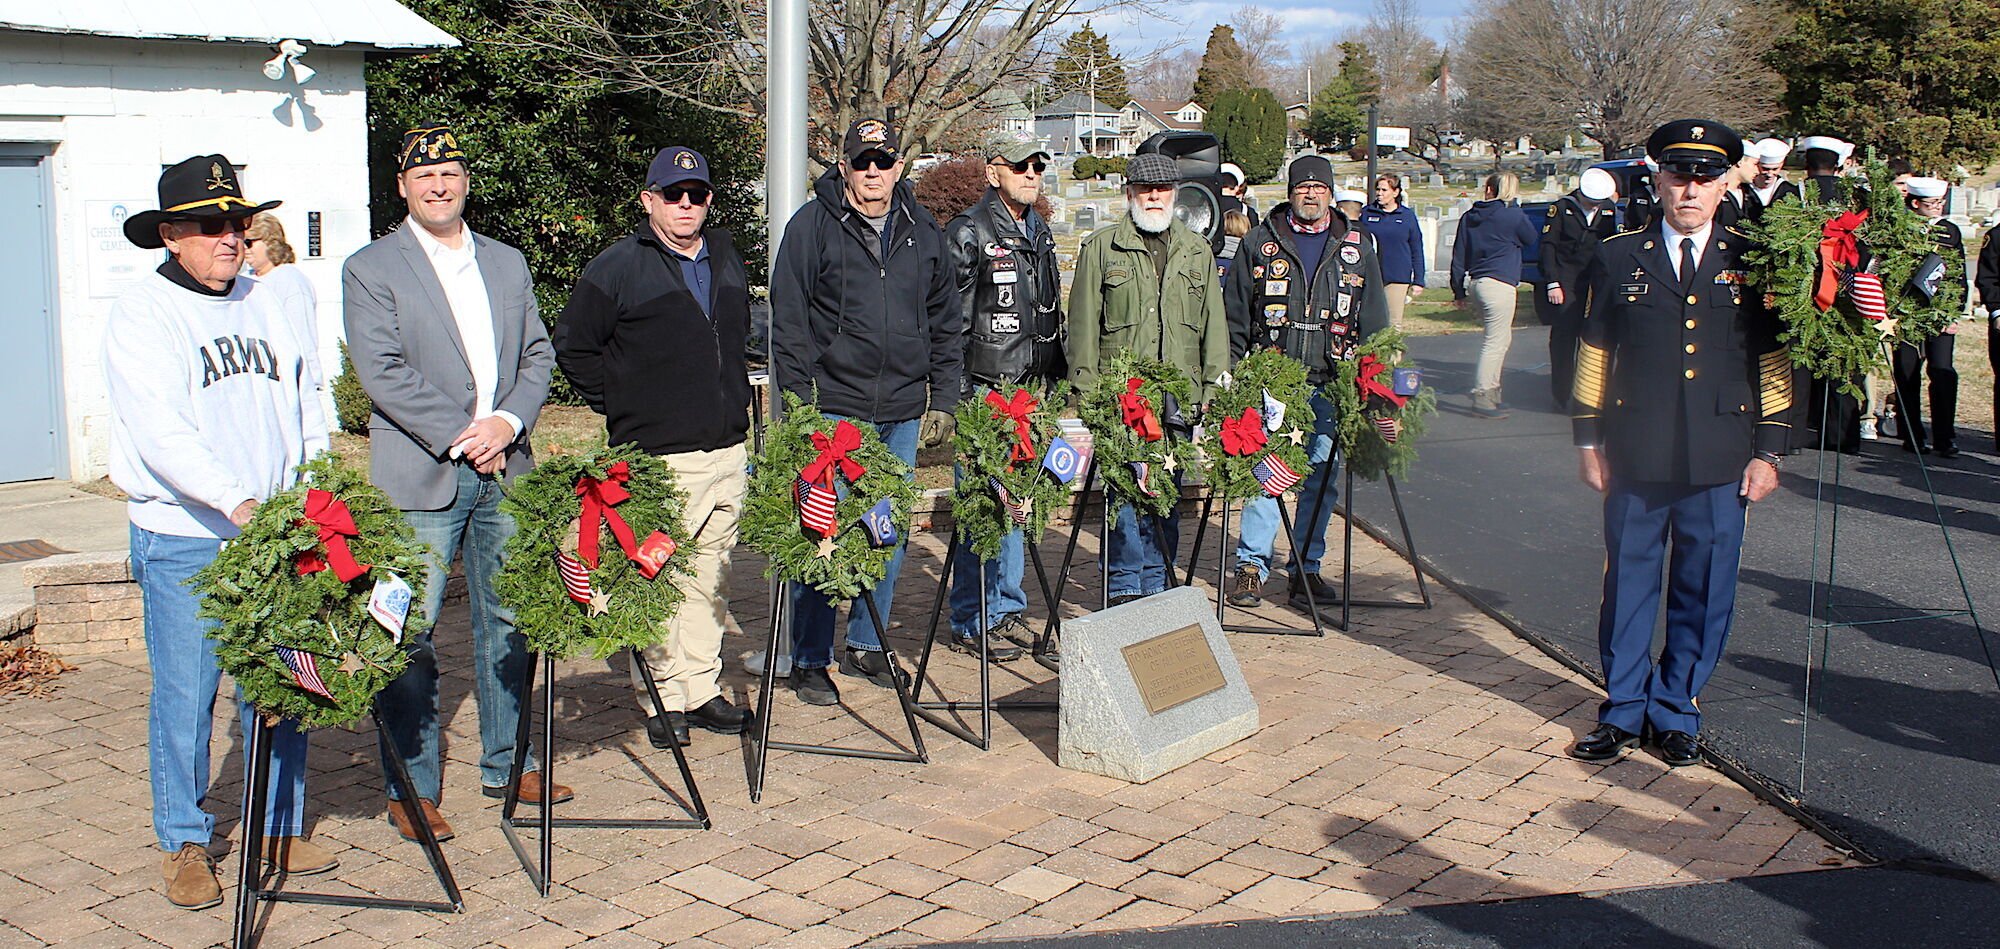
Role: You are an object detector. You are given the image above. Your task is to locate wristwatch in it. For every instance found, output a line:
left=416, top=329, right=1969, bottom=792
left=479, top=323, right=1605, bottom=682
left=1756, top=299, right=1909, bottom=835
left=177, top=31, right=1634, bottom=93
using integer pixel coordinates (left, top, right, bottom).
left=1754, top=450, right=1782, bottom=470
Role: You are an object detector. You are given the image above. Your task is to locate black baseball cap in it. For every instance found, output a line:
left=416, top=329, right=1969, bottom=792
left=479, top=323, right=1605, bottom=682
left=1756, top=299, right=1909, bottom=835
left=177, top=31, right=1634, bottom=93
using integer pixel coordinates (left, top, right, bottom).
left=1647, top=119, right=1742, bottom=178
left=646, top=146, right=710, bottom=189
left=842, top=118, right=901, bottom=165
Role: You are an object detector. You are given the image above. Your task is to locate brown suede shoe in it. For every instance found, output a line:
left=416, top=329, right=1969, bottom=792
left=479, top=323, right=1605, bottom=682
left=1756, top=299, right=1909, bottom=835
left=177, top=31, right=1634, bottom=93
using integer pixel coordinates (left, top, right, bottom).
left=162, top=843, right=222, bottom=910
left=386, top=798, right=455, bottom=843
left=261, top=835, right=339, bottom=875
left=481, top=771, right=574, bottom=805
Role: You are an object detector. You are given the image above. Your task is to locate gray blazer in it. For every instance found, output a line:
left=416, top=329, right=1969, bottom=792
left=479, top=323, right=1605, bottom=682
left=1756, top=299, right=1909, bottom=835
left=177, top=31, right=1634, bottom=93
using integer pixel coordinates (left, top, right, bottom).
left=342, top=224, right=554, bottom=510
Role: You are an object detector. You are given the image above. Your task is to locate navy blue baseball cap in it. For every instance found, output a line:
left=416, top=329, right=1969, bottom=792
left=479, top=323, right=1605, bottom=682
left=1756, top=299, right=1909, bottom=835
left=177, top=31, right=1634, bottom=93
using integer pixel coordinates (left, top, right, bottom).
left=646, top=146, right=710, bottom=189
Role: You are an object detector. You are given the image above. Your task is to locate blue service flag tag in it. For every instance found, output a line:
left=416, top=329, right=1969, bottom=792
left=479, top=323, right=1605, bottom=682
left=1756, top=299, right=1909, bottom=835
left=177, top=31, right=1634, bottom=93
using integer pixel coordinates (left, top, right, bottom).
left=1392, top=367, right=1423, bottom=396
left=1042, top=435, right=1080, bottom=484
left=861, top=498, right=899, bottom=548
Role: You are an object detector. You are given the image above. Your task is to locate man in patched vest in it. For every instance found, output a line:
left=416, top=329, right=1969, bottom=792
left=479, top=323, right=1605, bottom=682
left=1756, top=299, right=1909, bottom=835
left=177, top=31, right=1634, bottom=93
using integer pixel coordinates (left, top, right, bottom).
left=1222, top=155, right=1390, bottom=613
left=944, top=141, right=1064, bottom=661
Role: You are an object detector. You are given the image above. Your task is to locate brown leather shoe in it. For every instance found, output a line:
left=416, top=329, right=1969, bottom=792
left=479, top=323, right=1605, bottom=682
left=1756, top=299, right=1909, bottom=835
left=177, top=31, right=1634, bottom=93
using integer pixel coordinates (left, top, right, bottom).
left=261, top=835, right=339, bottom=875
left=162, top=843, right=222, bottom=909
left=482, top=771, right=574, bottom=805
left=386, top=798, right=455, bottom=843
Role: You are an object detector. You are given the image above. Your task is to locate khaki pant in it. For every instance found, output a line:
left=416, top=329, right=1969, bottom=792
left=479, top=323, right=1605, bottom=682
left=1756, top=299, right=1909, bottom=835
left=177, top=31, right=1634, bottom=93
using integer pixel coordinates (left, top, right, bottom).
left=632, top=442, right=746, bottom=716
left=1468, top=277, right=1518, bottom=395
left=1384, top=283, right=1415, bottom=328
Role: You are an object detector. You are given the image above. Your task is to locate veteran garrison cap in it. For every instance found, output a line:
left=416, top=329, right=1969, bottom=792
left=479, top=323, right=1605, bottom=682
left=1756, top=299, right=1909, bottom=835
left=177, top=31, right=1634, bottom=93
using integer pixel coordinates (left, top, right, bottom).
left=1646, top=119, right=1742, bottom=178
left=399, top=123, right=467, bottom=172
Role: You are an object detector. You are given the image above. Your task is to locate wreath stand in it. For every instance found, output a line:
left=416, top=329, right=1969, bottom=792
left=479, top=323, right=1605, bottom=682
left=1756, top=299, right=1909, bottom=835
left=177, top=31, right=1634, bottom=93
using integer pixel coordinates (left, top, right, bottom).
left=1796, top=362, right=1995, bottom=797
left=748, top=575, right=928, bottom=803
left=1325, top=465, right=1433, bottom=630
left=908, top=529, right=1063, bottom=751
left=1045, top=457, right=1185, bottom=616
left=1182, top=490, right=1328, bottom=637
left=497, top=649, right=711, bottom=896
left=233, top=703, right=462, bottom=949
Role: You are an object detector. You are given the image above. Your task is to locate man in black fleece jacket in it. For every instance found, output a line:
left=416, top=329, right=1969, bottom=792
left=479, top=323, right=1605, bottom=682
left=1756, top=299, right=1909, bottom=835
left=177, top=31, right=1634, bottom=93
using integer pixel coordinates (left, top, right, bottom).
left=769, top=119, right=966, bottom=706
left=555, top=146, right=752, bottom=749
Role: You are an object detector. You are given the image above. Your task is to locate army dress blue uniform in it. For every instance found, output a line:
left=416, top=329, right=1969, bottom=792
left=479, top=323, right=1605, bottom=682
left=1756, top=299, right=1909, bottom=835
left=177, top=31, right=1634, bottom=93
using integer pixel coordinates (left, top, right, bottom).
left=1570, top=120, right=1792, bottom=764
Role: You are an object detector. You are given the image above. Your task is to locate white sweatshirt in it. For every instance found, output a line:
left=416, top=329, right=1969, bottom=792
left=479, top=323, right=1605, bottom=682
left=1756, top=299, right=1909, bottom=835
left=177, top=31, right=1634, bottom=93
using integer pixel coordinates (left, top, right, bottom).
left=104, top=270, right=330, bottom=539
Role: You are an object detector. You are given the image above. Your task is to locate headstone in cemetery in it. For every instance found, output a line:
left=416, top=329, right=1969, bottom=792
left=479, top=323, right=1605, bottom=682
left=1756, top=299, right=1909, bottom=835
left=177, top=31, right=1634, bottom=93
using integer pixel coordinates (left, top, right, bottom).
left=1075, top=206, right=1098, bottom=231
left=1429, top=173, right=1446, bottom=188
left=1058, top=587, right=1259, bottom=783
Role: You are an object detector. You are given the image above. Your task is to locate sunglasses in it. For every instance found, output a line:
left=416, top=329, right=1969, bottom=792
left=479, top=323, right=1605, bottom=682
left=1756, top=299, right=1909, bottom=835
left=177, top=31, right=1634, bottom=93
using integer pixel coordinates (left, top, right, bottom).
left=850, top=154, right=897, bottom=171
left=996, top=159, right=1047, bottom=174
left=181, top=217, right=254, bottom=237
left=655, top=183, right=712, bottom=205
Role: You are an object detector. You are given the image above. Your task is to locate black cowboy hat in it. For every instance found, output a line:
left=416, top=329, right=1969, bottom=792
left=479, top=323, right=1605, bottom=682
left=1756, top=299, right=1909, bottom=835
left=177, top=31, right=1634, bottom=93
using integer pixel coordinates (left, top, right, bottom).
left=123, top=154, right=281, bottom=250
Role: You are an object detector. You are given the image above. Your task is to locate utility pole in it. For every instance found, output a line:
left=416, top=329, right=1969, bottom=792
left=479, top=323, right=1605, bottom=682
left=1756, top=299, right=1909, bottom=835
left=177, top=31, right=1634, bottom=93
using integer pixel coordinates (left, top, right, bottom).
left=1366, top=102, right=1380, bottom=188
left=767, top=0, right=806, bottom=275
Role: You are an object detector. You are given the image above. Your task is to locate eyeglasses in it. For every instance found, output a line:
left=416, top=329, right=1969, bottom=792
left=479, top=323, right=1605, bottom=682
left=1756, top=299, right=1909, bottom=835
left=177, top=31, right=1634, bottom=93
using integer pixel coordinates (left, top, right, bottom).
left=656, top=183, right=711, bottom=205
left=996, top=159, right=1047, bottom=174
left=182, top=217, right=253, bottom=237
left=850, top=154, right=897, bottom=171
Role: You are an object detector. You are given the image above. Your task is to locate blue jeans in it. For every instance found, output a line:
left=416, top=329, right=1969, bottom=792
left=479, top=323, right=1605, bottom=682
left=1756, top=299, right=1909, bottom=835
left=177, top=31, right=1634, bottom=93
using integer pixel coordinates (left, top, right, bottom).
left=131, top=524, right=308, bottom=851
left=1236, top=391, right=1342, bottom=579
left=791, top=417, right=921, bottom=669
left=1106, top=485, right=1181, bottom=600
left=948, top=466, right=1028, bottom=639
left=378, top=465, right=534, bottom=800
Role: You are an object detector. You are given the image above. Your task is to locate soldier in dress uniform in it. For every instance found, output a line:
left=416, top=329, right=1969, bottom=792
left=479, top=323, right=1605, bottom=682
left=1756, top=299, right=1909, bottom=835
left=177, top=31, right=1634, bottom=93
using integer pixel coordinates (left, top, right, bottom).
left=1568, top=120, right=1791, bottom=768
left=1890, top=177, right=1964, bottom=458
left=1744, top=138, right=1799, bottom=223
left=1793, top=135, right=1863, bottom=454
left=1539, top=167, right=1620, bottom=409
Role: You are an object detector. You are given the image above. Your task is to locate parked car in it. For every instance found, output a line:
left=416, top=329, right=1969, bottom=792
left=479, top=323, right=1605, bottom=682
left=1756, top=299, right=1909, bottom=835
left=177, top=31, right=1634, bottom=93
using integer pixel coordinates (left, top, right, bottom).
left=1517, top=158, right=1654, bottom=287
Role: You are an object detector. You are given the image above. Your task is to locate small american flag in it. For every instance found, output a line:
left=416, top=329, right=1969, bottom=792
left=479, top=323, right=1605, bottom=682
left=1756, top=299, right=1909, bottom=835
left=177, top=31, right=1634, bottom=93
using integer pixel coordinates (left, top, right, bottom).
left=556, top=550, right=594, bottom=605
left=1847, top=271, right=1888, bottom=322
left=1252, top=453, right=1301, bottom=496
left=1129, top=462, right=1160, bottom=497
left=276, top=645, right=334, bottom=700
left=990, top=478, right=1029, bottom=525
left=795, top=476, right=838, bottom=538
left=1374, top=416, right=1400, bottom=444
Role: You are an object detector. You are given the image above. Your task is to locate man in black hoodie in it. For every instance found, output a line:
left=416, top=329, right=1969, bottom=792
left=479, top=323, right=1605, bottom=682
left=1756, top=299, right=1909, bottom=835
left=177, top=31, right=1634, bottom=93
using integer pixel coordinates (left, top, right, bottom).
left=554, top=146, right=753, bottom=749
left=770, top=119, right=966, bottom=707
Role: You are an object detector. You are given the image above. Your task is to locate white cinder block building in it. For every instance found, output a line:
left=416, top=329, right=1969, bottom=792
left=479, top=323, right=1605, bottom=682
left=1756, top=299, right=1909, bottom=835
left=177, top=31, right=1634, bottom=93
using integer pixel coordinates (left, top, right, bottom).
left=0, top=3, right=455, bottom=483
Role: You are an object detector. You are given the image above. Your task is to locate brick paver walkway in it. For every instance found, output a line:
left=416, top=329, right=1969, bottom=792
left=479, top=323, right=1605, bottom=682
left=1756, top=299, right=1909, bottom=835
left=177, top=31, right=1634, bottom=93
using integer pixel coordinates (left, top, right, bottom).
left=0, top=510, right=1852, bottom=948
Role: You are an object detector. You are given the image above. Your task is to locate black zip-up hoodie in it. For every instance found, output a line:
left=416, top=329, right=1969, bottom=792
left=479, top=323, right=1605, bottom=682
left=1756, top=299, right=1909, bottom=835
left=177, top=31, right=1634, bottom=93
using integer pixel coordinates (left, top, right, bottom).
left=553, top=223, right=752, bottom=454
left=770, top=168, right=964, bottom=422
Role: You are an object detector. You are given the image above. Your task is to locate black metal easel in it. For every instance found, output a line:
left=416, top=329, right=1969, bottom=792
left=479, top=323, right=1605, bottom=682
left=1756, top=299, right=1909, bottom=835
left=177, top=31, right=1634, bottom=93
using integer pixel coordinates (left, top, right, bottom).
left=907, top=531, right=1062, bottom=750
left=233, top=706, right=462, bottom=949
left=1327, top=465, right=1433, bottom=630
left=1183, top=491, right=1327, bottom=637
left=747, top=581, right=928, bottom=803
left=499, top=649, right=711, bottom=897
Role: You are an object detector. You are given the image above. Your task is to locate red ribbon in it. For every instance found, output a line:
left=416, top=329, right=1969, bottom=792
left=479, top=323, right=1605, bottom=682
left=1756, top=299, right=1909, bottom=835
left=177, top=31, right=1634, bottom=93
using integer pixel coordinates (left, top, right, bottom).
left=1814, top=210, right=1868, bottom=311
left=1218, top=407, right=1268, bottom=456
left=985, top=389, right=1039, bottom=467
left=295, top=489, right=370, bottom=583
left=801, top=420, right=866, bottom=487
left=575, top=462, right=640, bottom=569
left=1120, top=378, right=1163, bottom=442
left=1357, top=355, right=1408, bottom=408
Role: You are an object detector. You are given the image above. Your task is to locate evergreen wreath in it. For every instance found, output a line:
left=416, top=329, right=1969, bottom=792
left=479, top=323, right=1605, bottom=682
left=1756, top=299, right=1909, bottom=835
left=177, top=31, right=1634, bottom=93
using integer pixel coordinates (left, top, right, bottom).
left=1330, top=328, right=1438, bottom=481
left=950, top=382, right=1071, bottom=560
left=496, top=445, right=695, bottom=660
left=1077, top=353, right=1199, bottom=518
left=191, top=453, right=428, bottom=729
left=743, top=392, right=918, bottom=599
left=1745, top=156, right=1966, bottom=399
left=1199, top=350, right=1316, bottom=499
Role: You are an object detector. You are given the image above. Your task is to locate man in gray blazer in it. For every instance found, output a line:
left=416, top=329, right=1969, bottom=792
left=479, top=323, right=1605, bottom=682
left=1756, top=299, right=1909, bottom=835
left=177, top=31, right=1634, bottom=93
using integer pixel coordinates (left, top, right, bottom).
left=343, top=124, right=567, bottom=843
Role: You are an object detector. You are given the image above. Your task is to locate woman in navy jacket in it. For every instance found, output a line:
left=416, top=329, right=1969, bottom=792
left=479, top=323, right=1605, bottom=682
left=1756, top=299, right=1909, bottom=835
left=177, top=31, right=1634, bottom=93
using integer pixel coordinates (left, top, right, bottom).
left=1360, top=174, right=1426, bottom=327
left=1450, top=172, right=1536, bottom=419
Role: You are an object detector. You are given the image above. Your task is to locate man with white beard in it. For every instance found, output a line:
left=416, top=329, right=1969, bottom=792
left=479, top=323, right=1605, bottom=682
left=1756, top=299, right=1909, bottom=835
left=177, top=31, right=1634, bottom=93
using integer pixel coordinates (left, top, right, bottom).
left=1067, top=152, right=1228, bottom=605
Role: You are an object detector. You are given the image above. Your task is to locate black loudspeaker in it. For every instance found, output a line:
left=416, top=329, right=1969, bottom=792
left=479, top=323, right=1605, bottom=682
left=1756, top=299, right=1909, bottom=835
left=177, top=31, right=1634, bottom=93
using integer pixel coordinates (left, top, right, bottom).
left=1137, top=131, right=1226, bottom=250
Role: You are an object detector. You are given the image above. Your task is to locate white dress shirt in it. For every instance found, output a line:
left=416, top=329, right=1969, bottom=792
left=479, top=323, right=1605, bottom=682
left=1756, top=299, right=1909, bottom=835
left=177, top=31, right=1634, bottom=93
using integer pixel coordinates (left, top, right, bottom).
left=406, top=217, right=521, bottom=440
left=1662, top=218, right=1714, bottom=281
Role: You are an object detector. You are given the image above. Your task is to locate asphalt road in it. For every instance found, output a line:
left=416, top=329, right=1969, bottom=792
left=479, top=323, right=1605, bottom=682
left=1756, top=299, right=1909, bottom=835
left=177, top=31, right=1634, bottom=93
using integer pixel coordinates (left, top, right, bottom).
left=1342, top=326, right=2000, bottom=873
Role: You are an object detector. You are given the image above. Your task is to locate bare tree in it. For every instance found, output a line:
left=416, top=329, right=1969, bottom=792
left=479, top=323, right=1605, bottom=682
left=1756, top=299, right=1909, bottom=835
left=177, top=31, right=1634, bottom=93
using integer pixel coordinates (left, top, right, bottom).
left=1455, top=0, right=1780, bottom=158
left=1352, top=0, right=1443, bottom=99
left=1129, top=47, right=1201, bottom=102
left=1228, top=6, right=1291, bottom=92
left=507, top=0, right=1143, bottom=164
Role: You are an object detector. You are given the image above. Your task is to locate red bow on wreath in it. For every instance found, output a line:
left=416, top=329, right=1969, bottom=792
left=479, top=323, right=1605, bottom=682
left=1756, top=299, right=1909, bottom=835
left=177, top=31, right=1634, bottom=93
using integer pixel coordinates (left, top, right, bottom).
left=296, top=489, right=371, bottom=582
left=1356, top=355, right=1408, bottom=409
left=1120, top=378, right=1163, bottom=442
left=575, top=462, right=641, bottom=569
left=801, top=420, right=867, bottom=487
left=1815, top=210, right=1868, bottom=312
left=985, top=389, right=1039, bottom=467
left=1218, top=407, right=1268, bottom=456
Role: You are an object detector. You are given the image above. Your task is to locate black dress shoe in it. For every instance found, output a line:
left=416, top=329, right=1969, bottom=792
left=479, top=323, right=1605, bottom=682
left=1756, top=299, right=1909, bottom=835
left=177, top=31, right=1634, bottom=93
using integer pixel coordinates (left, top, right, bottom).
left=1657, top=730, right=1702, bottom=767
left=643, top=712, right=689, bottom=748
left=1935, top=444, right=1960, bottom=459
left=685, top=696, right=749, bottom=735
left=793, top=667, right=839, bottom=706
left=1570, top=723, right=1641, bottom=761
left=838, top=648, right=899, bottom=689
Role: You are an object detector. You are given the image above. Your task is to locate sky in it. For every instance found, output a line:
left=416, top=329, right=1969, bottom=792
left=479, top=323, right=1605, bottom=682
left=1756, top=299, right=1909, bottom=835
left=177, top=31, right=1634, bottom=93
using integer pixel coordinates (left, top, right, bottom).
left=1091, top=0, right=1463, bottom=59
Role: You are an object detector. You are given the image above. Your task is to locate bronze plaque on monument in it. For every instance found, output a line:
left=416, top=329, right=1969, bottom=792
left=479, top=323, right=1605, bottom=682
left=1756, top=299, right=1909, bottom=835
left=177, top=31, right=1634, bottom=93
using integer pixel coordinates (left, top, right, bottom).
left=1121, top=624, right=1228, bottom=715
